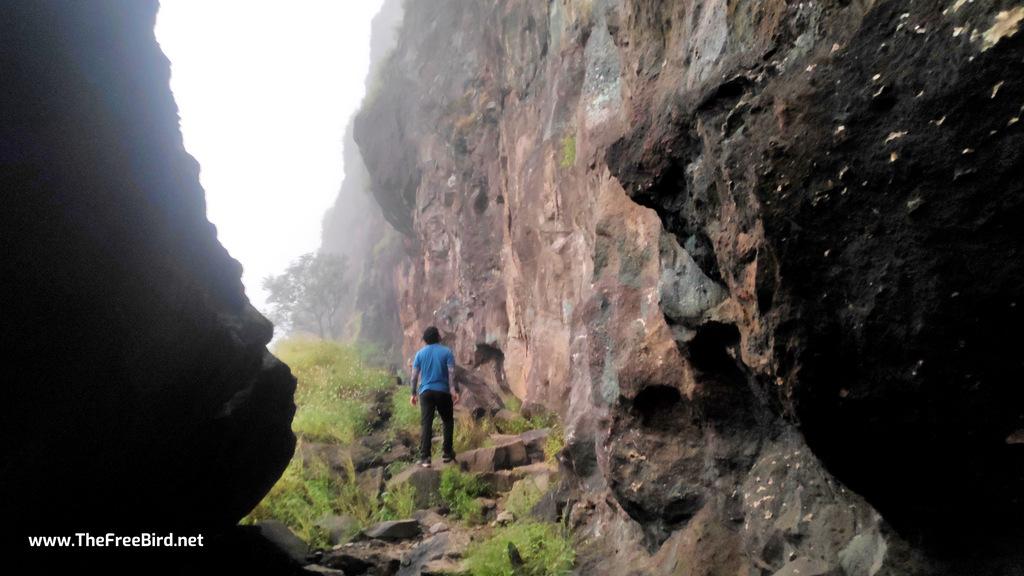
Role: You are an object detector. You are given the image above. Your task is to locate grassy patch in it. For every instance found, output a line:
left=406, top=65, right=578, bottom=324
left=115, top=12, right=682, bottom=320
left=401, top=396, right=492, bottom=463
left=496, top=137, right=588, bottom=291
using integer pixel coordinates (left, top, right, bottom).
left=274, top=338, right=393, bottom=444
left=244, top=448, right=376, bottom=549
left=465, top=522, right=575, bottom=576
left=493, top=400, right=559, bottom=436
left=390, top=389, right=421, bottom=435
left=545, top=422, right=564, bottom=468
left=452, top=411, right=495, bottom=455
left=247, top=339, right=404, bottom=546
left=379, top=481, right=418, bottom=521
left=440, top=467, right=490, bottom=523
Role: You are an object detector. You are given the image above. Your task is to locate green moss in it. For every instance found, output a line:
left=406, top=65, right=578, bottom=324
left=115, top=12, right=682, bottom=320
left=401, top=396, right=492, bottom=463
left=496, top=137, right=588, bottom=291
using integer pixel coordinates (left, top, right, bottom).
left=560, top=134, right=576, bottom=168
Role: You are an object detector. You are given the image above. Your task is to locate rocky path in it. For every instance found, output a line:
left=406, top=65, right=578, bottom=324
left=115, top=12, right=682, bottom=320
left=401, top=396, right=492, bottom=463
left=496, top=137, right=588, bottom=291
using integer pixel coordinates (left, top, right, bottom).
left=255, top=389, right=562, bottom=576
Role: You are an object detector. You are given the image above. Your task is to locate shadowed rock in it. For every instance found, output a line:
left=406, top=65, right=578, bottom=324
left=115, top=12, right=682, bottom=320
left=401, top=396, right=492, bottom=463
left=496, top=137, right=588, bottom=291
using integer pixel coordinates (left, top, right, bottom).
left=364, top=520, right=422, bottom=541
left=0, top=0, right=295, bottom=567
left=457, top=439, right=529, bottom=473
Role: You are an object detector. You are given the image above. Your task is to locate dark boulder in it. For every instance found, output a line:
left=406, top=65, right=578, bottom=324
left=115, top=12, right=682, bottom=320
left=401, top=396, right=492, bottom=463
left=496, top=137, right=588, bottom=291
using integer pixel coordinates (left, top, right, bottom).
left=0, top=0, right=296, bottom=567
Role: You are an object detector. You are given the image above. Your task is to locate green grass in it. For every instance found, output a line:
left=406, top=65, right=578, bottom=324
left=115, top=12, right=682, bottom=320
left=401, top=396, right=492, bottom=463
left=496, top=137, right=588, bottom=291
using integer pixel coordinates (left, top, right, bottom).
left=452, top=411, right=495, bottom=455
left=244, top=448, right=377, bottom=549
left=246, top=339, right=402, bottom=546
left=274, top=338, right=393, bottom=444
left=440, top=467, right=490, bottom=523
left=544, top=422, right=564, bottom=468
left=390, top=388, right=421, bottom=435
left=465, top=522, right=575, bottom=576
left=379, top=481, right=418, bottom=521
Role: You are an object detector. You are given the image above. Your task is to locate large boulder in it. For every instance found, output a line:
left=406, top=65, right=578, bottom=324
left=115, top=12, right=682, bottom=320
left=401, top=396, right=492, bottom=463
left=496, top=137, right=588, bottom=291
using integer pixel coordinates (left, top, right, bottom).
left=0, top=0, right=295, bottom=565
left=387, top=465, right=443, bottom=509
left=457, top=439, right=529, bottom=473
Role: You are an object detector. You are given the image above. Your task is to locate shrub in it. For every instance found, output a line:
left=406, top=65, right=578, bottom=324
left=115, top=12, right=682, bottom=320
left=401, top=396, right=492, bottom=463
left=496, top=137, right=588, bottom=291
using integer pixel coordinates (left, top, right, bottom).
left=451, top=411, right=494, bottom=455
left=379, top=481, right=418, bottom=521
left=440, top=467, right=490, bottom=523
left=545, top=422, right=564, bottom=468
left=465, top=522, right=575, bottom=576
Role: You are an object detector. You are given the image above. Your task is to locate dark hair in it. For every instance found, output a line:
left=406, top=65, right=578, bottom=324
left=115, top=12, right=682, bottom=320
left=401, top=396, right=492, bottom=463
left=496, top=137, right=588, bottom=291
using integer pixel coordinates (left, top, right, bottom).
left=422, top=326, right=441, bottom=345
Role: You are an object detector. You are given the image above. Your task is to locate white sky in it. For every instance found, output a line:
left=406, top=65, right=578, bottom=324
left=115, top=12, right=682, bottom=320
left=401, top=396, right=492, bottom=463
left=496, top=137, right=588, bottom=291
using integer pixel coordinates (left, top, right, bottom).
left=154, top=0, right=385, bottom=312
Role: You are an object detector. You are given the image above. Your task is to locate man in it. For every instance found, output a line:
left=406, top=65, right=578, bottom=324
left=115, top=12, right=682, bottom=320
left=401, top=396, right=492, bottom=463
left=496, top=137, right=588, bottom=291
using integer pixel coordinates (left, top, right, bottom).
left=410, top=326, right=460, bottom=467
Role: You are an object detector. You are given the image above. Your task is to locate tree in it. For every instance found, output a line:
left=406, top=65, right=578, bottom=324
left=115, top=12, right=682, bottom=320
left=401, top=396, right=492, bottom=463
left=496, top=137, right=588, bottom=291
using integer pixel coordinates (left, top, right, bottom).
left=262, top=252, right=349, bottom=339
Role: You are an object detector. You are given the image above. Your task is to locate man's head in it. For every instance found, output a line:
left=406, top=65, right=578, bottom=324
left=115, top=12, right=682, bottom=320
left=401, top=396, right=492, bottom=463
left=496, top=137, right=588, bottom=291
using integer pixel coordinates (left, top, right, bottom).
left=422, top=326, right=441, bottom=345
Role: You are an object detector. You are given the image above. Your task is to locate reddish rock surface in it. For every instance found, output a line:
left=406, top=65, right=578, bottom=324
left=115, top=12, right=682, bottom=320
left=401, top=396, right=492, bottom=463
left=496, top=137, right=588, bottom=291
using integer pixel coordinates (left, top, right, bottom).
left=342, top=0, right=1024, bottom=573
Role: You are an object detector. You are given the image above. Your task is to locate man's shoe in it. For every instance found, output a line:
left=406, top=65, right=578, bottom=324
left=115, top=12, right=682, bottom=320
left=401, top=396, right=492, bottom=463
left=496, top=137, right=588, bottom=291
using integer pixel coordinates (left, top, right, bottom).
left=442, top=455, right=456, bottom=463
left=419, top=460, right=431, bottom=468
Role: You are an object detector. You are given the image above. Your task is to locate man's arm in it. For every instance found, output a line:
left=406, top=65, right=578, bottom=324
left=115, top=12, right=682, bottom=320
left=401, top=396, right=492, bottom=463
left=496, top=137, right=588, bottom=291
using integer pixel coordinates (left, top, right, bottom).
left=410, top=366, right=420, bottom=406
left=448, top=360, right=459, bottom=405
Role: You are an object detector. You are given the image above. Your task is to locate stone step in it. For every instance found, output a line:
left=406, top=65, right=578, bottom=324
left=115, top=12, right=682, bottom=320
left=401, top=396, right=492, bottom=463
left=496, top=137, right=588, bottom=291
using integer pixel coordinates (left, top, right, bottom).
left=363, top=519, right=421, bottom=541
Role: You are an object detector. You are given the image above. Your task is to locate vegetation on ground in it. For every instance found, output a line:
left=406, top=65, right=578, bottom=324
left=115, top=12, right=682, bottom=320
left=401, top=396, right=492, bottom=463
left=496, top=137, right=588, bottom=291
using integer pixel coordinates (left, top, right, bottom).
left=245, top=337, right=573, bottom=574
left=452, top=411, right=495, bottom=455
left=389, top=386, right=421, bottom=435
left=276, top=338, right=392, bottom=444
left=465, top=521, right=575, bottom=576
left=544, top=422, right=564, bottom=469
left=244, top=339, right=395, bottom=545
left=439, top=467, right=490, bottom=523
left=379, top=481, right=418, bottom=521
left=244, top=449, right=377, bottom=549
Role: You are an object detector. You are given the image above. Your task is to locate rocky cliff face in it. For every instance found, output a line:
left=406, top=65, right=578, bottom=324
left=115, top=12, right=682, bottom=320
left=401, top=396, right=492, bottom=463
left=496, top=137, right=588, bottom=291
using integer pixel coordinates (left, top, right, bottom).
left=0, top=0, right=296, bottom=566
left=320, top=0, right=405, bottom=359
left=356, top=0, right=1024, bottom=573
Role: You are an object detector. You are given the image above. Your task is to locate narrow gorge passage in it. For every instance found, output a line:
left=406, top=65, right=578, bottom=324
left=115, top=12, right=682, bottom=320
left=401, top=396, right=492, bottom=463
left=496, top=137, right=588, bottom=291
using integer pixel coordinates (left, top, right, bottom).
left=3, top=0, right=1022, bottom=574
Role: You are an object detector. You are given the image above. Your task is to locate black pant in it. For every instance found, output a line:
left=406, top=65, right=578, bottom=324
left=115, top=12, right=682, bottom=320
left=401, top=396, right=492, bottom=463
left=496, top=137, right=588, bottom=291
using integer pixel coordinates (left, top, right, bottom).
left=419, top=390, right=454, bottom=461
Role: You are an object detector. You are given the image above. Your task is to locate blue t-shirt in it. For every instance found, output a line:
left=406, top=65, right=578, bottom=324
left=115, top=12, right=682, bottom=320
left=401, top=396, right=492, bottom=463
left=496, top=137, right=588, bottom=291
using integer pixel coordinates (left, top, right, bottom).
left=413, top=343, right=456, bottom=394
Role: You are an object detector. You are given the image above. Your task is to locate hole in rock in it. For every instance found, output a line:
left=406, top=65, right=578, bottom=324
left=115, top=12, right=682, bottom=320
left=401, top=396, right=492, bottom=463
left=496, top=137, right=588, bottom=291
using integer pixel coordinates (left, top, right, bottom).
left=473, top=188, right=488, bottom=214
left=686, top=322, right=741, bottom=374
left=632, top=385, right=682, bottom=430
left=473, top=343, right=503, bottom=366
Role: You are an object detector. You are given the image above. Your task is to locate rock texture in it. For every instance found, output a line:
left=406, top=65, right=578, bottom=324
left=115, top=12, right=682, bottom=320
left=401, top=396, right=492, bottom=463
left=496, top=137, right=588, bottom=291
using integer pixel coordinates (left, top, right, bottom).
left=0, top=0, right=295, bottom=566
left=349, top=0, right=1024, bottom=573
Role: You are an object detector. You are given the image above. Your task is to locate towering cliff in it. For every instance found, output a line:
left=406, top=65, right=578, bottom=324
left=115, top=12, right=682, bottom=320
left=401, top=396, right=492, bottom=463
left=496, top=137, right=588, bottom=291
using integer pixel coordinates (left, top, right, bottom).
left=320, top=0, right=405, bottom=359
left=0, top=0, right=296, bottom=568
left=355, top=0, right=1024, bottom=573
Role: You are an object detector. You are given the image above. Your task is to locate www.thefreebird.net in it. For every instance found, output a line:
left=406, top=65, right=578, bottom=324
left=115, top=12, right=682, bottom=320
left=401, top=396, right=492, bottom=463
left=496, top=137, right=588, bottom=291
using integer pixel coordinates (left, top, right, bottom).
left=27, top=533, right=204, bottom=547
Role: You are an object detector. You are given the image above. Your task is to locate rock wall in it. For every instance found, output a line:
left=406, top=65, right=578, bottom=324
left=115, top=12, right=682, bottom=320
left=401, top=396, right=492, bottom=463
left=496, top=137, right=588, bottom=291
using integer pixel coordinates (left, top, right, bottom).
left=321, top=0, right=405, bottom=358
left=0, top=0, right=296, bottom=566
left=356, top=0, right=1024, bottom=573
